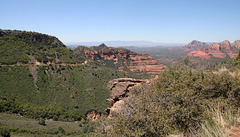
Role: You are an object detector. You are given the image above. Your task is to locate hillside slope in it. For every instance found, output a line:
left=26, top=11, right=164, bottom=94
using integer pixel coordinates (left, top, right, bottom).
left=0, top=30, right=133, bottom=120
left=0, top=29, right=84, bottom=65
left=74, top=43, right=166, bottom=75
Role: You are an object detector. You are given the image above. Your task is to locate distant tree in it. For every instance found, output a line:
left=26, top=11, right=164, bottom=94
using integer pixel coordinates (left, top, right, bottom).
left=184, top=56, right=190, bottom=66
left=0, top=127, right=11, bottom=137
left=236, top=49, right=240, bottom=60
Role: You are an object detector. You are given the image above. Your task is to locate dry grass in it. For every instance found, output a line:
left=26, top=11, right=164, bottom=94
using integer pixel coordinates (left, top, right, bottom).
left=197, top=107, right=239, bottom=137
left=0, top=113, right=85, bottom=136
left=214, top=67, right=240, bottom=79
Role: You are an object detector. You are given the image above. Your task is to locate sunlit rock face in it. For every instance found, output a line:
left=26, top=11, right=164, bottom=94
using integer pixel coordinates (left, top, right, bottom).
left=74, top=43, right=167, bottom=75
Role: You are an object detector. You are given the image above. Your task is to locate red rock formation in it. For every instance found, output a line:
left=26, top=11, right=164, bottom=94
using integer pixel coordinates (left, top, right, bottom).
left=208, top=40, right=236, bottom=58
left=74, top=44, right=166, bottom=75
left=186, top=40, right=239, bottom=60
left=232, top=40, right=240, bottom=49
left=187, top=50, right=211, bottom=59
left=185, top=40, right=209, bottom=49
left=209, top=40, right=231, bottom=50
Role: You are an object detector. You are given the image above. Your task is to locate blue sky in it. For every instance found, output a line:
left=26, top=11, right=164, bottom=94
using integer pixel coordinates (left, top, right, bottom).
left=1, top=0, right=240, bottom=44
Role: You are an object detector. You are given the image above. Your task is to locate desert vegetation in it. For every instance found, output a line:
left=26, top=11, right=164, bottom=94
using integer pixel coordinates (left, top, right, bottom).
left=109, top=58, right=240, bottom=136
left=1, top=29, right=239, bottom=136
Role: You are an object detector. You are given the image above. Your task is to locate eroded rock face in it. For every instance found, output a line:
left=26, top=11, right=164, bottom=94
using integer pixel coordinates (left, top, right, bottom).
left=74, top=44, right=166, bottom=75
left=187, top=50, right=211, bottom=60
left=105, top=78, right=149, bottom=119
left=107, top=78, right=145, bottom=99
left=186, top=40, right=240, bottom=60
left=233, top=40, right=240, bottom=49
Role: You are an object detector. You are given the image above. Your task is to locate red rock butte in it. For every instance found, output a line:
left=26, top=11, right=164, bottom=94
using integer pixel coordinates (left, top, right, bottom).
left=186, top=40, right=240, bottom=60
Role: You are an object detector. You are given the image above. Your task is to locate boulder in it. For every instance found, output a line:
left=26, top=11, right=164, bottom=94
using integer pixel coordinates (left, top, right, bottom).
left=107, top=78, right=144, bottom=99
left=106, top=78, right=148, bottom=119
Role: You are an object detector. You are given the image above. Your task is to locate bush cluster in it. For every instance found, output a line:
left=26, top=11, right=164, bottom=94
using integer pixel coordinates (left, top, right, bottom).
left=111, top=62, right=240, bottom=136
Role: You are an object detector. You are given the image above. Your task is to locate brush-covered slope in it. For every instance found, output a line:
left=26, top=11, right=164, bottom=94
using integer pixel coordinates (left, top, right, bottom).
left=237, top=49, right=240, bottom=60
left=0, top=29, right=84, bottom=65
left=74, top=43, right=166, bottom=75
left=0, top=29, right=134, bottom=120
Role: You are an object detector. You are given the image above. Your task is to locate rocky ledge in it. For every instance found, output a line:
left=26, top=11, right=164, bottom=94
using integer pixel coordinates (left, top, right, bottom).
left=105, top=78, right=150, bottom=119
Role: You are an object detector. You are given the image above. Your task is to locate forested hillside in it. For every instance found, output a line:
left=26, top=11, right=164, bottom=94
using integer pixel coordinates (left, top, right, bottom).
left=0, top=30, right=134, bottom=121
left=0, top=29, right=84, bottom=65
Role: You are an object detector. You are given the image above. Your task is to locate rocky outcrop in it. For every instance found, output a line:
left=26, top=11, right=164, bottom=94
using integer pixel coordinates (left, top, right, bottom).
left=185, top=40, right=209, bottom=49
left=232, top=40, right=240, bottom=49
left=187, top=50, right=211, bottom=59
left=209, top=40, right=231, bottom=50
left=105, top=78, right=149, bottom=119
left=86, top=110, right=103, bottom=121
left=208, top=40, right=237, bottom=59
left=187, top=40, right=240, bottom=60
left=74, top=44, right=166, bottom=75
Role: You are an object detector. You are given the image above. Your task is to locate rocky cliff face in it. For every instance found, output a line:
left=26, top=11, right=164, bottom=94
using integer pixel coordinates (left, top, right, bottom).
left=187, top=40, right=240, bottom=60
left=74, top=44, right=166, bottom=75
left=105, top=78, right=150, bottom=119
left=232, top=40, right=240, bottom=49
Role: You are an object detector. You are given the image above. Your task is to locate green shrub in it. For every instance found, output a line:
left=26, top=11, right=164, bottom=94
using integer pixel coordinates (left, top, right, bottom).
left=0, top=127, right=11, bottom=137
left=53, top=116, right=58, bottom=121
left=111, top=62, right=240, bottom=136
left=79, top=120, right=99, bottom=133
left=38, top=119, right=46, bottom=126
left=58, top=127, right=66, bottom=134
left=236, top=49, right=240, bottom=60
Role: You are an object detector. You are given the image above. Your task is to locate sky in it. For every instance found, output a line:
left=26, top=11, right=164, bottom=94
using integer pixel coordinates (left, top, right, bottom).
left=1, top=0, right=240, bottom=44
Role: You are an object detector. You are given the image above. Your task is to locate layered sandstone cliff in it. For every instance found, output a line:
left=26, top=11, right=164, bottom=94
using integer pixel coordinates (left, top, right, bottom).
left=187, top=40, right=240, bottom=60
left=74, top=44, right=166, bottom=75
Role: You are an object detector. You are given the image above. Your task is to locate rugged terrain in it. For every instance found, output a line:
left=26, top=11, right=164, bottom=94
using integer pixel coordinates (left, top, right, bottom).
left=128, top=40, right=240, bottom=66
left=187, top=40, right=240, bottom=60
left=74, top=43, right=166, bottom=75
left=0, top=29, right=165, bottom=121
left=1, top=29, right=240, bottom=136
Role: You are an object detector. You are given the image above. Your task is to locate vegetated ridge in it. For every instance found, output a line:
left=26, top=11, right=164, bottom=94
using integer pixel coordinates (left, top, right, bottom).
left=0, top=29, right=164, bottom=122
left=74, top=43, right=167, bottom=75
left=0, top=29, right=138, bottom=121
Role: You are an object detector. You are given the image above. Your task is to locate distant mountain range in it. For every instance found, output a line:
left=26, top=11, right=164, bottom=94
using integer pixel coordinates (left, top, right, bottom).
left=66, top=40, right=185, bottom=48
